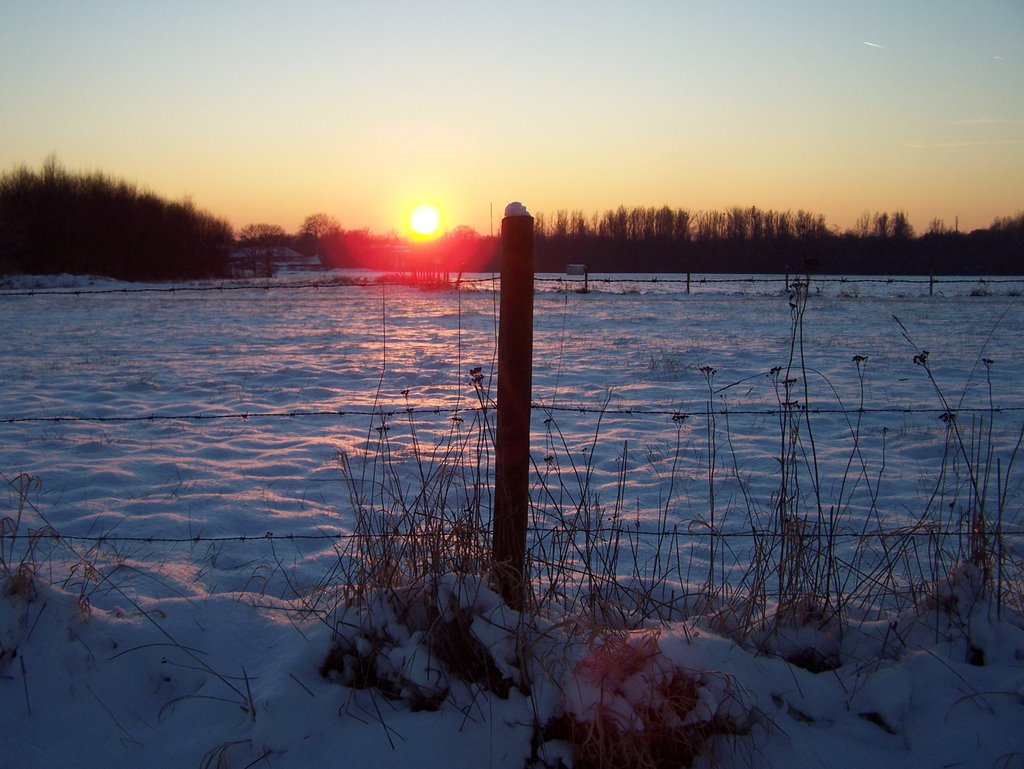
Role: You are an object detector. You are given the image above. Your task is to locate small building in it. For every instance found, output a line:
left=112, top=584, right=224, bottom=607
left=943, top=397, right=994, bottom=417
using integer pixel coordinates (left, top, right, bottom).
left=228, top=246, right=324, bottom=278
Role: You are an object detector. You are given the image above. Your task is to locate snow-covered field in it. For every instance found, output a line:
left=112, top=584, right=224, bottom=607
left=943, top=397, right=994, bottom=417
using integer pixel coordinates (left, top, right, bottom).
left=2, top=271, right=1023, bottom=768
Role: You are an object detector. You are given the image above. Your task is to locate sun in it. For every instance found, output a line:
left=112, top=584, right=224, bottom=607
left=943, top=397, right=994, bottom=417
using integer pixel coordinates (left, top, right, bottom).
left=408, top=203, right=442, bottom=240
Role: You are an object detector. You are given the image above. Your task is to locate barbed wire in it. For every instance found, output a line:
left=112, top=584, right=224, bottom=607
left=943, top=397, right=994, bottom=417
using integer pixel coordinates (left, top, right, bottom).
left=535, top=275, right=1023, bottom=286
left=533, top=403, right=1024, bottom=417
left=5, top=526, right=1023, bottom=546
left=5, top=274, right=1021, bottom=583
left=2, top=273, right=1021, bottom=298
left=4, top=402, right=1024, bottom=426
left=0, top=275, right=499, bottom=298
left=0, top=405, right=478, bottom=425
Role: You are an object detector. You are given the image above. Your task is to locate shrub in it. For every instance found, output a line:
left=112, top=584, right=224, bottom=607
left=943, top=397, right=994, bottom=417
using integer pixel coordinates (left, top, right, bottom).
left=555, top=631, right=748, bottom=769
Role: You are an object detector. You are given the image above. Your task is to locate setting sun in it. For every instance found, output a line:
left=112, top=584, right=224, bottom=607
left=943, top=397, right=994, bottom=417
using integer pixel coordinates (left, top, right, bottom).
left=408, top=203, right=442, bottom=240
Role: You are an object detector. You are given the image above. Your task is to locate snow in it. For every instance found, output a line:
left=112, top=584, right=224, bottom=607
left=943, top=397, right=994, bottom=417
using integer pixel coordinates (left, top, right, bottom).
left=505, top=201, right=531, bottom=217
left=1, top=271, right=1023, bottom=768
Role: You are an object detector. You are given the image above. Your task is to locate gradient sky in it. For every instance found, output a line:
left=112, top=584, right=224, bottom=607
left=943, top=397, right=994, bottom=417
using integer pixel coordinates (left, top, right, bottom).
left=2, top=0, right=1022, bottom=236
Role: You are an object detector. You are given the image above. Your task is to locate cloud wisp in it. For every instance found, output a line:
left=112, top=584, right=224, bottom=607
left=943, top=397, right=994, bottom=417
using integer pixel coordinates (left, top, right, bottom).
left=907, top=138, right=1022, bottom=150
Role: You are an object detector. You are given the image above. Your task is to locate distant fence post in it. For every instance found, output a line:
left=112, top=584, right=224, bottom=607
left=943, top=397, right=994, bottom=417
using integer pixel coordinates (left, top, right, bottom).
left=493, top=202, right=534, bottom=610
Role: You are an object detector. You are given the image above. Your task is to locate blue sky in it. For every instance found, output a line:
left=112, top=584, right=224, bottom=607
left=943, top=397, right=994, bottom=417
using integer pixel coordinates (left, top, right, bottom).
left=2, top=0, right=1021, bottom=235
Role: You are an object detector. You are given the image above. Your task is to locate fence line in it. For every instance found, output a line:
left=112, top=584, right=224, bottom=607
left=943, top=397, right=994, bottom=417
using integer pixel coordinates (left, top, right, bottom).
left=0, top=406, right=474, bottom=425
left=6, top=528, right=1024, bottom=546
left=4, top=403, right=1023, bottom=426
left=0, top=276, right=498, bottom=298
left=4, top=271, right=1022, bottom=586
left=536, top=275, right=1023, bottom=286
left=2, top=273, right=1022, bottom=298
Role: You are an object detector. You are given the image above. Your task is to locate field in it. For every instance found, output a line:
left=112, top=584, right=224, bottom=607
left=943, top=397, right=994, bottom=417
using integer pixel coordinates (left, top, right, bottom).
left=2, top=272, right=1023, bottom=768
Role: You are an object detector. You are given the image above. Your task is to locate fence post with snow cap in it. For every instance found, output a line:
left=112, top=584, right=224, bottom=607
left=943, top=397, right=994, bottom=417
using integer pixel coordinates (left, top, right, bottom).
left=492, top=201, right=534, bottom=610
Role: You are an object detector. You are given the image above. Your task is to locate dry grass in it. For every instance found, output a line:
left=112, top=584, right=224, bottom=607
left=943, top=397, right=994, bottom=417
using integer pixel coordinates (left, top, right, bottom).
left=1, top=473, right=52, bottom=601
left=306, top=279, right=1022, bottom=767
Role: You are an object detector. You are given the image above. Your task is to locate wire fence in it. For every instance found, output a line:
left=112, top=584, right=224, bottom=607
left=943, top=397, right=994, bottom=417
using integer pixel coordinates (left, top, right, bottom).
left=5, top=526, right=1024, bottom=546
left=4, top=403, right=1024, bottom=426
left=2, top=272, right=1023, bottom=298
left=3, top=272, right=1023, bottom=569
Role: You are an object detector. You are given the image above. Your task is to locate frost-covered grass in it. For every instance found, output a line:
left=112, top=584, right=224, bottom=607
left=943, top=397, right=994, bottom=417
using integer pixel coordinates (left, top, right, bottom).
left=2, top=272, right=1023, bottom=768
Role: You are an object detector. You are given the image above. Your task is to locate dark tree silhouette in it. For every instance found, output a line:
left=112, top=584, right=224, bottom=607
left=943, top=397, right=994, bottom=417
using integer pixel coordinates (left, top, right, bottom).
left=238, top=223, right=287, bottom=278
left=530, top=203, right=1023, bottom=275
left=0, top=156, right=232, bottom=280
left=298, top=212, right=341, bottom=262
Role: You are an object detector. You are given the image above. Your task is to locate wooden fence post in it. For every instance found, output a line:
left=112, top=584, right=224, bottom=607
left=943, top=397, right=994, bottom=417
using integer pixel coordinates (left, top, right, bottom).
left=493, top=202, right=534, bottom=610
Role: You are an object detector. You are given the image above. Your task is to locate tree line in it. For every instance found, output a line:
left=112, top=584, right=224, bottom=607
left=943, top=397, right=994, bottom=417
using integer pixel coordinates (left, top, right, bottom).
left=2, top=159, right=1020, bottom=280
left=308, top=205, right=1022, bottom=276
left=0, top=157, right=233, bottom=280
left=529, top=205, right=1023, bottom=275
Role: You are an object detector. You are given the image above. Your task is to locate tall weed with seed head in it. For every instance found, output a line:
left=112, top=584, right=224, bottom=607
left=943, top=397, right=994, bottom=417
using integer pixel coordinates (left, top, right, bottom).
left=316, top=287, right=1024, bottom=686
left=698, top=281, right=1023, bottom=668
left=895, top=315, right=1024, bottom=616
left=334, top=392, right=495, bottom=607
left=319, top=380, right=535, bottom=708
left=1, top=473, right=55, bottom=600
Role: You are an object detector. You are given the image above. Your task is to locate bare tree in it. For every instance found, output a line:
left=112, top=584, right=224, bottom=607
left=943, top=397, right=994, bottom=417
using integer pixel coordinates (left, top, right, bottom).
left=672, top=208, right=691, bottom=242
left=853, top=211, right=872, bottom=238
left=726, top=206, right=750, bottom=240
left=552, top=209, right=569, bottom=238
left=239, top=222, right=286, bottom=277
left=873, top=211, right=892, bottom=239
left=654, top=206, right=674, bottom=241
left=299, top=212, right=340, bottom=259
left=891, top=210, right=914, bottom=240
left=795, top=209, right=826, bottom=239
left=570, top=209, right=590, bottom=238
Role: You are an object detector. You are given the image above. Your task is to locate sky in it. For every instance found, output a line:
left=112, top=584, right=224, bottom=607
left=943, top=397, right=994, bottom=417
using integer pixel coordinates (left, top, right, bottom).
left=1, top=0, right=1022, bottom=237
